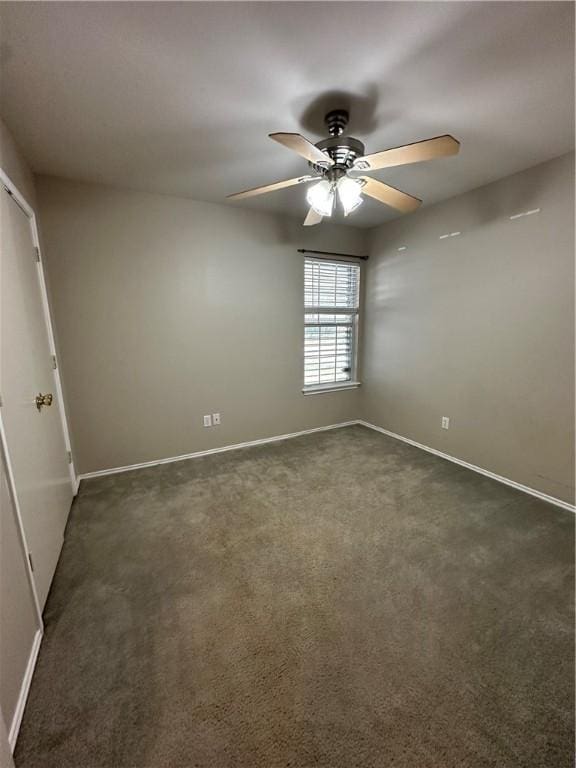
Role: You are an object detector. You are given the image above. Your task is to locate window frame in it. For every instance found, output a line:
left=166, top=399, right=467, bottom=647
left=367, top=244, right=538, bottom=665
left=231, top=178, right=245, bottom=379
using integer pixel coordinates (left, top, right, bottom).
left=302, top=257, right=362, bottom=395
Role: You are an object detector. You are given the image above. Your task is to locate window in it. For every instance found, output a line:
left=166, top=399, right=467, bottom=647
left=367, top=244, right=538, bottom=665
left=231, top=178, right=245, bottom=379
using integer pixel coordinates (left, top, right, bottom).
left=303, top=258, right=361, bottom=392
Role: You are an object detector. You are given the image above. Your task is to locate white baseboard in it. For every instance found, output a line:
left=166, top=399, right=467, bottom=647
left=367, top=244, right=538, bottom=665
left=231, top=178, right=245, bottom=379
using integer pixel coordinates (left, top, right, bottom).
left=358, top=420, right=575, bottom=514
left=9, top=628, right=42, bottom=752
left=76, top=418, right=575, bottom=513
left=77, top=421, right=358, bottom=482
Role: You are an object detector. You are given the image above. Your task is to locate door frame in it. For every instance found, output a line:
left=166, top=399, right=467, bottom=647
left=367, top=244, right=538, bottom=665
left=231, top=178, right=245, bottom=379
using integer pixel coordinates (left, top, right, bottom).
left=0, top=167, right=78, bottom=622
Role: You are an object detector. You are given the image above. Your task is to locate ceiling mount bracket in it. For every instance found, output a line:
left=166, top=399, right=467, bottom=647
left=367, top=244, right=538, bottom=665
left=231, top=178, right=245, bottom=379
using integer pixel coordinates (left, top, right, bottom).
left=325, top=109, right=349, bottom=137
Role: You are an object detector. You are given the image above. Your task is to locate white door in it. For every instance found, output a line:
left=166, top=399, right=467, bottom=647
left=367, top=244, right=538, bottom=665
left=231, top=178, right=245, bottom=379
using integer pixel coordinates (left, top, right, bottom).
left=1, top=183, right=73, bottom=610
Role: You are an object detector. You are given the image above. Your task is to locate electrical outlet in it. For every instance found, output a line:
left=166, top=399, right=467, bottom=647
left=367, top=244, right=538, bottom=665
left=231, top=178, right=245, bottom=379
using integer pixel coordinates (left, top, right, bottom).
left=441, top=416, right=450, bottom=430
left=203, top=415, right=212, bottom=427
left=212, top=413, right=221, bottom=425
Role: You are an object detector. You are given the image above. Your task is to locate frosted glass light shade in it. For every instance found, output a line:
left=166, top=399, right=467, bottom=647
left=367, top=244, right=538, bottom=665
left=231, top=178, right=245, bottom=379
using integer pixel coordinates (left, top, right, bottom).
left=306, top=180, right=335, bottom=217
left=337, top=177, right=364, bottom=216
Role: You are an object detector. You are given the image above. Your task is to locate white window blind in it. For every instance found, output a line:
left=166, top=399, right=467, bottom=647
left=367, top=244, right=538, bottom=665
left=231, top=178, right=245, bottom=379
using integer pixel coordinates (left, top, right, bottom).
left=304, top=258, right=360, bottom=388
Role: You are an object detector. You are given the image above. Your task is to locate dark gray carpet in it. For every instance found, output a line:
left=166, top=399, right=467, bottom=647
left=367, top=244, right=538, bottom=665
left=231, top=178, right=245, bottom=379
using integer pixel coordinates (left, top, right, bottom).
left=15, top=425, right=574, bottom=768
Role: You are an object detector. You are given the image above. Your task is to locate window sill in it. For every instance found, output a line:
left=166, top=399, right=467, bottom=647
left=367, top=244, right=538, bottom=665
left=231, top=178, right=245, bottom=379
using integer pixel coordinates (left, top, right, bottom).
left=302, top=382, right=361, bottom=396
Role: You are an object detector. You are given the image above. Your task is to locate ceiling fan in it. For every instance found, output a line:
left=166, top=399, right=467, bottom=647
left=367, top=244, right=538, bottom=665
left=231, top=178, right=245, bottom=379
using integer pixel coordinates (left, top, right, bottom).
left=227, top=109, right=460, bottom=225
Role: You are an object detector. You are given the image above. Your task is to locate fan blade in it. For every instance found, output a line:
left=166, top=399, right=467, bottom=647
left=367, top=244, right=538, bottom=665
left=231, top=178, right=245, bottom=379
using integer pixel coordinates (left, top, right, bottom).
left=354, top=135, right=460, bottom=172
left=360, top=176, right=422, bottom=213
left=303, top=208, right=322, bottom=226
left=269, top=133, right=334, bottom=166
left=227, top=175, right=318, bottom=200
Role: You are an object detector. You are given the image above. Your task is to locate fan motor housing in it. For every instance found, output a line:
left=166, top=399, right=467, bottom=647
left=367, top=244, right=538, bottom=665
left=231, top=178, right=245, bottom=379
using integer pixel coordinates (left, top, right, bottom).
left=309, top=136, right=365, bottom=175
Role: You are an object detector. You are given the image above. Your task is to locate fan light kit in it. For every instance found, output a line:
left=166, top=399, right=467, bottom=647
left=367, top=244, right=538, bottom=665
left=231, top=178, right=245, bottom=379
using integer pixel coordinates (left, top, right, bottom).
left=227, top=109, right=460, bottom=226
left=306, top=176, right=365, bottom=218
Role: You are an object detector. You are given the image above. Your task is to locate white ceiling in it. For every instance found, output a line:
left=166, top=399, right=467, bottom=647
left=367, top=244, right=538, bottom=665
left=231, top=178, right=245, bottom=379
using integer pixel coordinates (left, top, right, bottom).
left=0, top=1, right=574, bottom=228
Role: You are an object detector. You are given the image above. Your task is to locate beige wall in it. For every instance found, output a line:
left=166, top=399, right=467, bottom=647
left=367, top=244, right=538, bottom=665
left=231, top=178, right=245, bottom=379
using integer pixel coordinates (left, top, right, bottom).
left=0, top=117, right=36, bottom=206
left=35, top=155, right=574, bottom=504
left=361, top=153, right=575, bottom=504
left=0, top=712, right=15, bottom=768
left=37, top=177, right=367, bottom=474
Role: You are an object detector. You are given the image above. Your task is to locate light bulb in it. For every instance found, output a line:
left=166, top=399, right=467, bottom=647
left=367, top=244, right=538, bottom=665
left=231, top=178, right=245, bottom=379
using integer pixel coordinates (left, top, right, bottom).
left=337, top=176, right=364, bottom=216
left=306, top=180, right=335, bottom=217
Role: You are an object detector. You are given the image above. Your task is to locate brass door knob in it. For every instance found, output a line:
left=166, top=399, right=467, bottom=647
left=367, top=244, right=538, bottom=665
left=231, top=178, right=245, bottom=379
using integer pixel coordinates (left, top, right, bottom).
left=35, top=392, right=53, bottom=411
